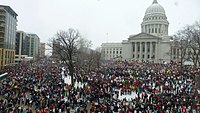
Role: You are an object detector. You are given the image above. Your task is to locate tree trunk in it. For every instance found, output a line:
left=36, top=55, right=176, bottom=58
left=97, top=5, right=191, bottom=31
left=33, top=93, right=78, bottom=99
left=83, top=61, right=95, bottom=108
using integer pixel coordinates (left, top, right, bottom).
left=69, top=62, right=74, bottom=87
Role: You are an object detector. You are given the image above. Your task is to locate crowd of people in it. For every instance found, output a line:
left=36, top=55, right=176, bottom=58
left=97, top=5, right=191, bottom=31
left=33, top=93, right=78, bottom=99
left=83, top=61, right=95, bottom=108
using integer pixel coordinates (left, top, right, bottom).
left=0, top=60, right=199, bottom=113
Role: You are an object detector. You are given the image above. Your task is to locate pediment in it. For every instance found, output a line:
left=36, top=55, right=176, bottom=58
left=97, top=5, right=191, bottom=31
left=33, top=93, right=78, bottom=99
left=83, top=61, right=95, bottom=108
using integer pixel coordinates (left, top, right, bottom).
left=128, top=32, right=161, bottom=40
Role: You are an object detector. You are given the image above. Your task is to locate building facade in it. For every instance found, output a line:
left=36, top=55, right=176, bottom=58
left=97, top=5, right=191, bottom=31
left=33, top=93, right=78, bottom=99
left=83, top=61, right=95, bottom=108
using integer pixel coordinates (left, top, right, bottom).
left=39, top=42, right=45, bottom=58
left=101, top=43, right=122, bottom=60
left=0, top=5, right=17, bottom=69
left=16, top=31, right=40, bottom=60
left=26, top=33, right=40, bottom=58
left=16, top=31, right=27, bottom=61
left=101, top=0, right=172, bottom=63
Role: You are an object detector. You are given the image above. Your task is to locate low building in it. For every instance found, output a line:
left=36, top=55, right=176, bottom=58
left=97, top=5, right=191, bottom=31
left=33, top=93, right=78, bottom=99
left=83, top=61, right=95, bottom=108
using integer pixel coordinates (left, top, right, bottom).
left=15, top=55, right=33, bottom=62
left=101, top=43, right=122, bottom=60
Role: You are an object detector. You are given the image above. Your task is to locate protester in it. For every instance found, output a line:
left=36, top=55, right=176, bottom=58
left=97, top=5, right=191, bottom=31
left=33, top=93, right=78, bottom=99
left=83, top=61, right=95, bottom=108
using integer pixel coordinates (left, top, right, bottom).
left=0, top=60, right=199, bottom=113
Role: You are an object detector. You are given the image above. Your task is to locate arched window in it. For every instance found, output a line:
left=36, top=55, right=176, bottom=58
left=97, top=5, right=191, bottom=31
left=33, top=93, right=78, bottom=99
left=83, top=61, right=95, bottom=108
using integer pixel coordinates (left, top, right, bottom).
left=155, top=28, right=157, bottom=33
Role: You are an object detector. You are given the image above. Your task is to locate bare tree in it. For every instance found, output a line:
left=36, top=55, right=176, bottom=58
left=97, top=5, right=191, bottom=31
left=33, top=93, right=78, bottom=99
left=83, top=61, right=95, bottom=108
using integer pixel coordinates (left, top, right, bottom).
left=75, top=43, right=102, bottom=72
left=77, top=37, right=92, bottom=51
left=75, top=37, right=92, bottom=70
left=186, top=22, right=200, bottom=68
left=173, top=21, right=200, bottom=68
left=173, top=32, right=188, bottom=71
left=80, top=50, right=102, bottom=72
left=48, top=28, right=80, bottom=87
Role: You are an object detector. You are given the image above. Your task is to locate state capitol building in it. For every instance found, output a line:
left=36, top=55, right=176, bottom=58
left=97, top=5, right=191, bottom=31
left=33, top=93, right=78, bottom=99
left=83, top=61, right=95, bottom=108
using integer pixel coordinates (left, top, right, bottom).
left=101, top=0, right=173, bottom=63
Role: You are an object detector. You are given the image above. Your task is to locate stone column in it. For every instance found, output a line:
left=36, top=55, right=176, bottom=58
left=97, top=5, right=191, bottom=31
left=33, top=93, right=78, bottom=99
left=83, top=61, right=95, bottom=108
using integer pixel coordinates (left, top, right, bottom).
left=135, top=42, right=137, bottom=60
left=145, top=42, right=147, bottom=60
left=140, top=42, right=142, bottom=60
left=155, top=42, right=158, bottom=62
left=149, top=24, right=152, bottom=34
left=150, top=42, right=152, bottom=60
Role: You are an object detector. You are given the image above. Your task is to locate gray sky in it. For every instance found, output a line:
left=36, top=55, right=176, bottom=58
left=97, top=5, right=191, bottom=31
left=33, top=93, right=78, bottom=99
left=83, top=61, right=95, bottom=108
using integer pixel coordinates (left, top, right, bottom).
left=1, top=0, right=200, bottom=50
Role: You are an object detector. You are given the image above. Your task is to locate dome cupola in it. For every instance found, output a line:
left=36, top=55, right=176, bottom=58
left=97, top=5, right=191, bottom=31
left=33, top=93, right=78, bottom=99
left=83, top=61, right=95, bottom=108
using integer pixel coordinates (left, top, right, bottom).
left=141, top=0, right=169, bottom=36
left=145, top=0, right=165, bottom=15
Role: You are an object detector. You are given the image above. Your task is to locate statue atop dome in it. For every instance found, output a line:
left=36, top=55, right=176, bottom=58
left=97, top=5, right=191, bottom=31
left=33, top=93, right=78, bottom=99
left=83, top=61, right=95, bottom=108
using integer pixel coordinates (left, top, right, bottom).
left=153, top=0, right=158, bottom=4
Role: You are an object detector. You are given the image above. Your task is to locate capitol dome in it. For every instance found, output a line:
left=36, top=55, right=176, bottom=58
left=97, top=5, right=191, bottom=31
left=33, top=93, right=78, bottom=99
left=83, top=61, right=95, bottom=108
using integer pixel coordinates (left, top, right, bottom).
left=141, top=0, right=169, bottom=36
left=145, top=0, right=165, bottom=15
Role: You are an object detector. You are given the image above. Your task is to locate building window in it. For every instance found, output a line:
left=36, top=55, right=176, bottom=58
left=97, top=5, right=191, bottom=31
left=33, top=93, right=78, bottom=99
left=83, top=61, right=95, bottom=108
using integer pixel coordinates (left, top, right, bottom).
left=153, top=42, right=156, bottom=53
left=142, top=43, right=145, bottom=52
left=173, top=48, right=176, bottom=55
left=148, top=55, right=150, bottom=59
left=155, top=28, right=157, bottom=33
left=149, top=29, right=151, bottom=33
left=177, top=49, right=179, bottom=58
left=152, top=28, right=154, bottom=33
left=133, top=54, right=135, bottom=58
left=138, top=44, right=140, bottom=52
left=120, top=51, right=122, bottom=54
left=137, top=54, right=140, bottom=58
left=142, top=55, right=145, bottom=59
left=147, top=42, right=150, bottom=52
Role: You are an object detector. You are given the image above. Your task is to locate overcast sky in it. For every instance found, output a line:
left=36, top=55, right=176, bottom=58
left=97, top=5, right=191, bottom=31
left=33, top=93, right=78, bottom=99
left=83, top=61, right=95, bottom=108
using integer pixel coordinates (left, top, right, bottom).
left=1, top=0, right=200, bottom=50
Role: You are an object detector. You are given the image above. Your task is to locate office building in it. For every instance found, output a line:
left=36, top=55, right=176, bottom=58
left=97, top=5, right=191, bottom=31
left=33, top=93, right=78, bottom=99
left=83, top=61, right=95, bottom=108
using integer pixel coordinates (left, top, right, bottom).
left=26, top=33, right=40, bottom=58
left=15, top=31, right=27, bottom=61
left=16, top=31, right=40, bottom=60
left=0, top=5, right=17, bottom=68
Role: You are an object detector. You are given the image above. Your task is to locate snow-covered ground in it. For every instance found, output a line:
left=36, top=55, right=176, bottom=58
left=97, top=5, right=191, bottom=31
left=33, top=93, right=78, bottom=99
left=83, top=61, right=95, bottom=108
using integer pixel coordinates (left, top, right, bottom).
left=118, top=92, right=137, bottom=101
left=61, top=68, right=137, bottom=100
